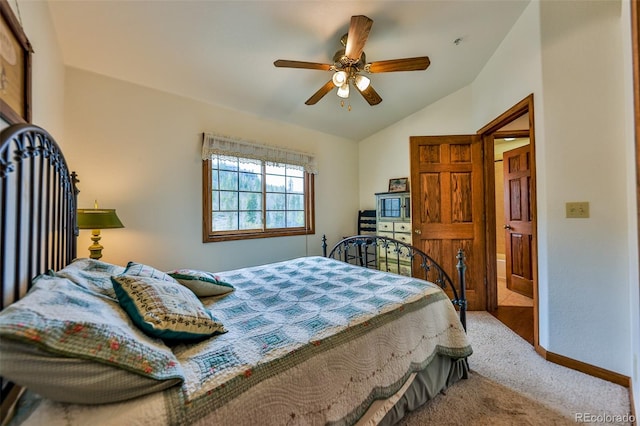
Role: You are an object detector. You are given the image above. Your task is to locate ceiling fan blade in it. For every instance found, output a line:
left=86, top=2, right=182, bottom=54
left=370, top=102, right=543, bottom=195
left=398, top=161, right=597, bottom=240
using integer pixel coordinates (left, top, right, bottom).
left=274, top=60, right=332, bottom=71
left=345, top=15, right=373, bottom=60
left=356, top=84, right=382, bottom=106
left=368, top=57, right=431, bottom=73
left=305, top=80, right=335, bottom=105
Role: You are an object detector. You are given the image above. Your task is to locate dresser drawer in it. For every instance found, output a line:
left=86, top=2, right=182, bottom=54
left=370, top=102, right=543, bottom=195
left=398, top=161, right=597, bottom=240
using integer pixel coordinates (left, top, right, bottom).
left=377, top=221, right=393, bottom=232
left=378, top=231, right=394, bottom=239
left=393, top=222, right=411, bottom=233
left=393, top=233, right=412, bottom=244
left=377, top=231, right=411, bottom=245
left=378, top=260, right=412, bottom=277
left=378, top=243, right=413, bottom=260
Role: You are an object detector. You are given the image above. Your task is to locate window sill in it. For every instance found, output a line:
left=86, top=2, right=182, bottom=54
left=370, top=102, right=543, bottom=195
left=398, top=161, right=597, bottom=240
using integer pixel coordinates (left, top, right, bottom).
left=203, top=229, right=315, bottom=243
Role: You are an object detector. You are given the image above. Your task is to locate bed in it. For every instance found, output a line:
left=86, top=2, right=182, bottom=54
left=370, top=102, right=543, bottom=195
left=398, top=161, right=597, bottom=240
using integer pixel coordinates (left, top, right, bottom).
left=0, top=124, right=472, bottom=425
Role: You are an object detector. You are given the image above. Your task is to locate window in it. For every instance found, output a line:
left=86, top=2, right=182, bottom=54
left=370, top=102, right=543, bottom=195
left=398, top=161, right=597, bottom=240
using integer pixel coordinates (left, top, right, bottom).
left=201, top=134, right=316, bottom=242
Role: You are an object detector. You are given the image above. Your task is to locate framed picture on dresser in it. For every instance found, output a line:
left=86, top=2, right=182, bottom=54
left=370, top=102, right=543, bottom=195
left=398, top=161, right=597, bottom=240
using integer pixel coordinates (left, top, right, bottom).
left=0, top=0, right=32, bottom=124
left=388, top=177, right=409, bottom=192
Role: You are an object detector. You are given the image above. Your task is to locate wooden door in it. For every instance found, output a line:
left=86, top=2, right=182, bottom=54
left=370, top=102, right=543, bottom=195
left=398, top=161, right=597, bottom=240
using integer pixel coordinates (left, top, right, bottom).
left=410, top=135, right=486, bottom=310
left=503, top=145, right=533, bottom=298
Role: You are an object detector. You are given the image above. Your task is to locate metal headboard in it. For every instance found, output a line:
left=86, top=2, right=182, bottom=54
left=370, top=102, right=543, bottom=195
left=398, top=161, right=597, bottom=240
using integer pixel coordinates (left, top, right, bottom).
left=0, top=123, right=79, bottom=407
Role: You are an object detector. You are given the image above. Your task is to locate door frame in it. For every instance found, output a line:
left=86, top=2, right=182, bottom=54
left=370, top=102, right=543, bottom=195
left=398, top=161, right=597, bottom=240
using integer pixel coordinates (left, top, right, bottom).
left=477, top=94, right=539, bottom=349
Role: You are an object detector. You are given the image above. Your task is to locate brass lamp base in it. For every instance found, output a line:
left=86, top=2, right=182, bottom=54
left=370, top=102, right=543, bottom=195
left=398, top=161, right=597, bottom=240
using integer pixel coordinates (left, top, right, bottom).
left=88, top=229, right=104, bottom=260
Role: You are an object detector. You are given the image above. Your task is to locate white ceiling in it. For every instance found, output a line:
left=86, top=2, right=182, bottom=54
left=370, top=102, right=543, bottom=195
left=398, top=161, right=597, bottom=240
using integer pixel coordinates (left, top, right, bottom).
left=48, top=0, right=530, bottom=141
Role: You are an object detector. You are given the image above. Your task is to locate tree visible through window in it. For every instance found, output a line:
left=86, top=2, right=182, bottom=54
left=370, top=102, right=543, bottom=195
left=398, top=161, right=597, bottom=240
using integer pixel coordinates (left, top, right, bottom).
left=203, top=154, right=314, bottom=242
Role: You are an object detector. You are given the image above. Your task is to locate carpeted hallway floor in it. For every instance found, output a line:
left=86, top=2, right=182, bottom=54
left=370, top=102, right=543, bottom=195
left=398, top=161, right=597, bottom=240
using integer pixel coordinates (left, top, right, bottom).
left=399, top=311, right=633, bottom=425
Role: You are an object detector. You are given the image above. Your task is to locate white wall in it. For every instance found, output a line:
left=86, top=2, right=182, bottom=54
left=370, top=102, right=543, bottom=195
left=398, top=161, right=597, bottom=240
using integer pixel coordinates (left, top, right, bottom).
left=620, top=0, right=640, bottom=410
left=360, top=0, right=636, bottom=377
left=64, top=68, right=358, bottom=271
left=358, top=85, right=474, bottom=209
left=538, top=0, right=631, bottom=374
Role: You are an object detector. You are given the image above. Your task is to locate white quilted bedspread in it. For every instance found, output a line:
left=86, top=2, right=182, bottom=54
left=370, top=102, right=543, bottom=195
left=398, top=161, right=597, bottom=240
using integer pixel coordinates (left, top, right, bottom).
left=15, top=256, right=471, bottom=426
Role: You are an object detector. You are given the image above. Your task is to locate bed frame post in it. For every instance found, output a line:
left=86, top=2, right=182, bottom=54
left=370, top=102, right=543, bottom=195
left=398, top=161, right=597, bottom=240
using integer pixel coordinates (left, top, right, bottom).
left=71, top=171, right=80, bottom=253
left=456, top=249, right=467, bottom=332
left=321, top=234, right=327, bottom=257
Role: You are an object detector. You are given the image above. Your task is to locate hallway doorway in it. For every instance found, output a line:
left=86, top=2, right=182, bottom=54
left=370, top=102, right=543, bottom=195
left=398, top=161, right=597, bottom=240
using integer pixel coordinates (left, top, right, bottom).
left=478, top=95, right=538, bottom=349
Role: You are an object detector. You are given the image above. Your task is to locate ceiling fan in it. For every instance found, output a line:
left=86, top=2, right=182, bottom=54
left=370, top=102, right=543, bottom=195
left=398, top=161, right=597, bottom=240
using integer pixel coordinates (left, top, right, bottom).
left=274, top=15, right=430, bottom=107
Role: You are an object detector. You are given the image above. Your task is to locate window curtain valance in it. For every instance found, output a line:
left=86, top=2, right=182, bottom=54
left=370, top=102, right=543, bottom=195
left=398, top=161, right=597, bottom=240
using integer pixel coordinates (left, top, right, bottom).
left=202, top=133, right=318, bottom=174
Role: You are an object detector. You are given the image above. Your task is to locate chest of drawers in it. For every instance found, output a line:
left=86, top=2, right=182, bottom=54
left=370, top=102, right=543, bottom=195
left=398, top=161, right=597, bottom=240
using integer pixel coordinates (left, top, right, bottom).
left=375, top=192, right=412, bottom=276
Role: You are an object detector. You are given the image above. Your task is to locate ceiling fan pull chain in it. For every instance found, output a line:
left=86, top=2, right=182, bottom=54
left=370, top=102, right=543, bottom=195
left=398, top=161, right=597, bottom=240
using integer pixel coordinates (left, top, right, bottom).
left=339, top=99, right=352, bottom=111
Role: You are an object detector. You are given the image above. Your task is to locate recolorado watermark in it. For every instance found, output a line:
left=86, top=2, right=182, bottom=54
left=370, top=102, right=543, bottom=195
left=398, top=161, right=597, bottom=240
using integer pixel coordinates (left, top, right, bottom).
left=575, top=412, right=635, bottom=423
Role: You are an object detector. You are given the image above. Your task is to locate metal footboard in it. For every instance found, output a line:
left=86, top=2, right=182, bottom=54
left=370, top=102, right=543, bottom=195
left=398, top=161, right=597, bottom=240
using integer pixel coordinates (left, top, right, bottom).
left=322, top=234, right=467, bottom=331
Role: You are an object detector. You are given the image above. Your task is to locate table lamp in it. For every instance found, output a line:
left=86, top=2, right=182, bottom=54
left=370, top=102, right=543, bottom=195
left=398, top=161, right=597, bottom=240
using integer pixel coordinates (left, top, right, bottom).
left=77, top=201, right=124, bottom=259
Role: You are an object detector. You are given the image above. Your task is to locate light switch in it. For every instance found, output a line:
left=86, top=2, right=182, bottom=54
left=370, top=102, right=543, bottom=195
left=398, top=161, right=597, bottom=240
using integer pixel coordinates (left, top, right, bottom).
left=566, top=202, right=589, bottom=218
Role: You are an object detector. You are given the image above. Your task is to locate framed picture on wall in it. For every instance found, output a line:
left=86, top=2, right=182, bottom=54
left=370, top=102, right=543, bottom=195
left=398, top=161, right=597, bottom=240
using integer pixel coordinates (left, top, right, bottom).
left=388, top=177, right=409, bottom=192
left=0, top=0, right=32, bottom=124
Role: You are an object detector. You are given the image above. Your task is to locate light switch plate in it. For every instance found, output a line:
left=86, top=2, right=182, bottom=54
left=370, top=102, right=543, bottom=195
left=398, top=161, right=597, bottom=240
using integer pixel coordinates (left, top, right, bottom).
left=566, top=202, right=589, bottom=218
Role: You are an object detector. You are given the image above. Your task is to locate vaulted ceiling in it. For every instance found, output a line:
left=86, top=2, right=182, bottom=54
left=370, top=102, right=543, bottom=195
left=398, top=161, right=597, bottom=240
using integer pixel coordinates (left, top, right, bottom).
left=48, top=1, right=530, bottom=141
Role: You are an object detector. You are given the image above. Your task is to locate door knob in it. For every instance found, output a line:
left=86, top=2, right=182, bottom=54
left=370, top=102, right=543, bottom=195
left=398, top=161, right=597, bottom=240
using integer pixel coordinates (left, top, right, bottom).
left=414, top=229, right=422, bottom=235
left=503, top=224, right=512, bottom=230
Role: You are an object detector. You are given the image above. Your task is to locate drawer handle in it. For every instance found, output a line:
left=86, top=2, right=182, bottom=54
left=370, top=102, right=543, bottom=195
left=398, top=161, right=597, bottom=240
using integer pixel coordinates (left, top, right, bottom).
left=414, top=229, right=421, bottom=235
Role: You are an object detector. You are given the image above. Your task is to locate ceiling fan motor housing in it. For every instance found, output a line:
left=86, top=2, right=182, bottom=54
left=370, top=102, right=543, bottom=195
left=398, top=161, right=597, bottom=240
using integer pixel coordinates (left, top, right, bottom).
left=333, top=48, right=366, bottom=71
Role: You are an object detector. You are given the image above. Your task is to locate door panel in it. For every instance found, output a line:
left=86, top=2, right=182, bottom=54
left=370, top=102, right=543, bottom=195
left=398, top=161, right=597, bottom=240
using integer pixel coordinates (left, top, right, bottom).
left=503, top=144, right=533, bottom=298
left=410, top=135, right=486, bottom=310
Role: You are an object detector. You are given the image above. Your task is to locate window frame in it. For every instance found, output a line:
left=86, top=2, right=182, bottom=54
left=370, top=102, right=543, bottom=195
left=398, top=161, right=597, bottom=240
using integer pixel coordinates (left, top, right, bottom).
left=202, top=157, right=315, bottom=242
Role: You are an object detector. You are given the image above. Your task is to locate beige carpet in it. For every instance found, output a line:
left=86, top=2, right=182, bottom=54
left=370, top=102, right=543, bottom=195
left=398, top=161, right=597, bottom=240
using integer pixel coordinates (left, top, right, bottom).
left=399, top=370, right=574, bottom=425
left=399, top=311, right=632, bottom=425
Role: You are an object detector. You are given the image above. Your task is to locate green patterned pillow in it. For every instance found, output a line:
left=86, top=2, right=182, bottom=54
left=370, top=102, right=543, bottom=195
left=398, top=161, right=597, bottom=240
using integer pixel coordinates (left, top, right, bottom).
left=0, top=275, right=184, bottom=404
left=111, top=275, right=226, bottom=341
left=167, top=269, right=235, bottom=297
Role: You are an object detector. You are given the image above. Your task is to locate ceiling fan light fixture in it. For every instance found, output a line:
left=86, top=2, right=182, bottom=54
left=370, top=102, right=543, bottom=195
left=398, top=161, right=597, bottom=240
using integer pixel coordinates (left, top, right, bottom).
left=337, top=83, right=350, bottom=98
left=354, top=74, right=370, bottom=91
left=332, top=70, right=348, bottom=87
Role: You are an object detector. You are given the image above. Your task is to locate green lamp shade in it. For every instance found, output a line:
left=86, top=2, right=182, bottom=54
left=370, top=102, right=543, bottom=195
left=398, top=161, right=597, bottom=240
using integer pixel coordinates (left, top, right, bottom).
left=77, top=209, right=124, bottom=230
